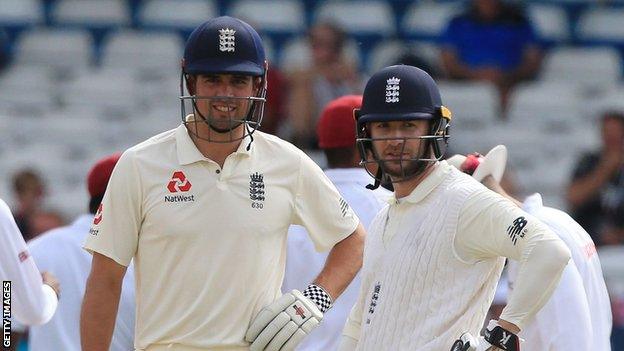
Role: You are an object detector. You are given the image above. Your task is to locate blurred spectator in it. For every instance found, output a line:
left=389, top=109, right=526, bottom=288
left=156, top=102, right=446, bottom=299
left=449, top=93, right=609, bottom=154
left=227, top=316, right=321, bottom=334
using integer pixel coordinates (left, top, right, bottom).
left=30, top=211, right=66, bottom=238
left=259, top=64, right=288, bottom=136
left=568, top=111, right=624, bottom=246
left=25, top=153, right=135, bottom=351
left=12, top=169, right=47, bottom=240
left=286, top=21, right=363, bottom=148
left=11, top=169, right=65, bottom=240
left=440, top=0, right=542, bottom=112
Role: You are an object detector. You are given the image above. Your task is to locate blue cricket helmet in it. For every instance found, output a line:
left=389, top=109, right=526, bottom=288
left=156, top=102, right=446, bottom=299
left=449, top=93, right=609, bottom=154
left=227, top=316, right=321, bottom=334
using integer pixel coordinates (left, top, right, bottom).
left=355, top=65, right=452, bottom=188
left=183, top=16, right=266, bottom=76
left=355, top=65, right=447, bottom=124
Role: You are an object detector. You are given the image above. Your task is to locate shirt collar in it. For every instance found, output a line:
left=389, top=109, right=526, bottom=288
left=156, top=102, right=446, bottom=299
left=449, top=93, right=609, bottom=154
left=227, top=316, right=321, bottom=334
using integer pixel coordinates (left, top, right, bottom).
left=175, top=116, right=253, bottom=166
left=389, top=160, right=452, bottom=205
left=522, top=193, right=543, bottom=213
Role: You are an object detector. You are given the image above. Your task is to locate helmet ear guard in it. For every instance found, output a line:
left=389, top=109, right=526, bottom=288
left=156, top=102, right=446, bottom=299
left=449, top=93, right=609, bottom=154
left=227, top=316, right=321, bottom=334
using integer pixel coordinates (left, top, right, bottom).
left=430, top=105, right=452, bottom=159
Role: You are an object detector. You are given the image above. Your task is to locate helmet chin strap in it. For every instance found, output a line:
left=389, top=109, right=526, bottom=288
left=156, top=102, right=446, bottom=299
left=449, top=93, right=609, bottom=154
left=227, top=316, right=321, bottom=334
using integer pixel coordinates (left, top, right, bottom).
left=366, top=168, right=383, bottom=190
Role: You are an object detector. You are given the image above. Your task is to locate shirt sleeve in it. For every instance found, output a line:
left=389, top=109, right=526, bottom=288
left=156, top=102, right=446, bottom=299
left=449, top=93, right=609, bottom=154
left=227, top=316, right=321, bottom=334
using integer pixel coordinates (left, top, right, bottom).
left=83, top=150, right=142, bottom=266
left=291, top=152, right=360, bottom=252
left=0, top=199, right=58, bottom=325
left=454, top=189, right=571, bottom=328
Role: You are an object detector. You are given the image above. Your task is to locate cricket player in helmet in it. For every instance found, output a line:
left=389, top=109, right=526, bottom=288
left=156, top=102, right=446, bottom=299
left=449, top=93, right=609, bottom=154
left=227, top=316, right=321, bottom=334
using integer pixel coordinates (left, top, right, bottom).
left=339, top=66, right=571, bottom=351
left=355, top=65, right=452, bottom=189
left=180, top=16, right=267, bottom=146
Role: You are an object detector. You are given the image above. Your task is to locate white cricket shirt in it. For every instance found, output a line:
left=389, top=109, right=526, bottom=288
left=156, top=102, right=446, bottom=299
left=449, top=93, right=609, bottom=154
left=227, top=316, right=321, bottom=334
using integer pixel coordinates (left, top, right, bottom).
left=84, top=124, right=360, bottom=350
left=282, top=168, right=390, bottom=351
left=0, top=198, right=57, bottom=326
left=28, top=214, right=135, bottom=351
left=507, top=193, right=612, bottom=350
left=344, top=161, right=569, bottom=350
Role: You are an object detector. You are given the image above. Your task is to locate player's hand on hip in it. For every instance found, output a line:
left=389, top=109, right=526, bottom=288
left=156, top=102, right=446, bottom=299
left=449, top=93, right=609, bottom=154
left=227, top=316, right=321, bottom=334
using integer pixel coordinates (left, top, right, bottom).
left=450, top=320, right=521, bottom=351
left=245, top=289, right=325, bottom=351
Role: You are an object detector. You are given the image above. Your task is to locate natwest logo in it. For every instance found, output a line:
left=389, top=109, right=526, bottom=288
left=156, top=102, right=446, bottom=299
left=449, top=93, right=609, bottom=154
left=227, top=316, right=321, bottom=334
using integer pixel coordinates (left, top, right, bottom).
left=167, top=171, right=192, bottom=193
left=93, top=203, right=103, bottom=225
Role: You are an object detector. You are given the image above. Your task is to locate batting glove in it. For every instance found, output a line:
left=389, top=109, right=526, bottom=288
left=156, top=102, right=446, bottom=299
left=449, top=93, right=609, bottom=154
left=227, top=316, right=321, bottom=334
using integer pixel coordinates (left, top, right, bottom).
left=450, top=320, right=521, bottom=351
left=245, top=285, right=332, bottom=351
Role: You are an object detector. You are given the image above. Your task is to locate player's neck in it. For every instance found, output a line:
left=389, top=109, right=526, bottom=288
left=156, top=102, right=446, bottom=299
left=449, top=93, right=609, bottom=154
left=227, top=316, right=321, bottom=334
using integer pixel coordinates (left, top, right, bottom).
left=190, top=132, right=243, bottom=168
left=392, top=163, right=436, bottom=199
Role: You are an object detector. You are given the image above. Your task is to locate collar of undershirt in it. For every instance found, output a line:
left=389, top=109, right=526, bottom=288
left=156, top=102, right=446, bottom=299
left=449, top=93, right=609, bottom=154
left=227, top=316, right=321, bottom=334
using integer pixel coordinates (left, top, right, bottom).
left=175, top=117, right=252, bottom=165
left=389, top=160, right=452, bottom=205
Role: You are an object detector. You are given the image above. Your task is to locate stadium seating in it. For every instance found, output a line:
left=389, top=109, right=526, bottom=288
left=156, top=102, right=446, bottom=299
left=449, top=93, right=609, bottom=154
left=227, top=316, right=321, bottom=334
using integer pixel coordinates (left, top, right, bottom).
left=228, top=0, right=305, bottom=36
left=100, top=30, right=183, bottom=73
left=138, top=0, right=218, bottom=33
left=51, top=0, right=130, bottom=29
left=438, top=81, right=500, bottom=132
left=541, top=46, right=622, bottom=90
left=401, top=2, right=463, bottom=40
left=13, top=27, right=93, bottom=73
left=527, top=3, right=570, bottom=45
left=279, top=35, right=362, bottom=72
left=0, top=0, right=44, bottom=28
left=577, top=7, right=624, bottom=46
left=312, top=0, right=395, bottom=50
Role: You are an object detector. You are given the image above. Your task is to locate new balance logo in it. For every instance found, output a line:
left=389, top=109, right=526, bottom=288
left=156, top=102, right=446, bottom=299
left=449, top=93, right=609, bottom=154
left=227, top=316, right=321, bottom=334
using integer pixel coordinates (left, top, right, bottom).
left=168, top=171, right=192, bottom=193
left=506, top=216, right=527, bottom=245
left=385, top=77, right=400, bottom=103
left=500, top=331, right=511, bottom=345
left=339, top=198, right=349, bottom=217
left=219, top=28, right=236, bottom=52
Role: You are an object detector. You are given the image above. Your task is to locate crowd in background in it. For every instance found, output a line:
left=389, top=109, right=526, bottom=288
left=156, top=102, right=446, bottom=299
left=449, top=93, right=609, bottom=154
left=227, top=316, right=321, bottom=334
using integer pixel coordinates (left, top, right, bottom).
left=1, top=0, right=624, bottom=349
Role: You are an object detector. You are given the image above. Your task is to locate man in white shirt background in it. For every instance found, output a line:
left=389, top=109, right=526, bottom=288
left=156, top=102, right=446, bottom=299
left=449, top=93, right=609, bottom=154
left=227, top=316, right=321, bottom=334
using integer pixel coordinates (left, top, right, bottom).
left=282, top=95, right=390, bottom=351
left=23, top=153, right=135, bottom=351
left=449, top=145, right=612, bottom=350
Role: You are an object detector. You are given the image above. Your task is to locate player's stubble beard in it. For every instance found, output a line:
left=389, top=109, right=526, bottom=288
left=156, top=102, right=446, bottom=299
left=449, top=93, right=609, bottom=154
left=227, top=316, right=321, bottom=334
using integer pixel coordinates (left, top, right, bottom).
left=193, top=97, right=251, bottom=139
left=376, top=140, right=432, bottom=182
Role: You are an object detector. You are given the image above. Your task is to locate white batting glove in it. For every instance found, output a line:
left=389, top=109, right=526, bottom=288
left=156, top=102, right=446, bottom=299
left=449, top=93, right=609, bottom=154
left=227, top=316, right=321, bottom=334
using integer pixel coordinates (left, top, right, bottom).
left=450, top=320, right=521, bottom=351
left=245, top=286, right=331, bottom=351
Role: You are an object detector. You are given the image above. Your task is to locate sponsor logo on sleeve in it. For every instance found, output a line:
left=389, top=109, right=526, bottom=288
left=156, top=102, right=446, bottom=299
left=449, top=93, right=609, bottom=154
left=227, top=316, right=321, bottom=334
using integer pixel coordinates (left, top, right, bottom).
left=506, top=216, right=528, bottom=245
left=339, top=198, right=350, bottom=217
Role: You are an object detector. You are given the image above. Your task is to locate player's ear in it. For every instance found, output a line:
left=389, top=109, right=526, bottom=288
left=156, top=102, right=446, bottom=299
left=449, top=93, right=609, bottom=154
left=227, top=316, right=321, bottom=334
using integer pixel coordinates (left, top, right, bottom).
left=253, top=76, right=263, bottom=93
left=185, top=74, right=196, bottom=96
